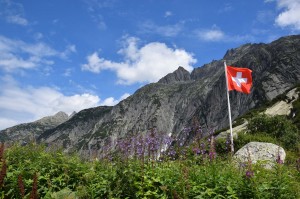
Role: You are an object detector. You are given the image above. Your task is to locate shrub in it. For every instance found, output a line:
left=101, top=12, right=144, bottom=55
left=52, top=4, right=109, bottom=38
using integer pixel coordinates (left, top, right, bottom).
left=234, top=132, right=278, bottom=152
left=247, top=114, right=300, bottom=150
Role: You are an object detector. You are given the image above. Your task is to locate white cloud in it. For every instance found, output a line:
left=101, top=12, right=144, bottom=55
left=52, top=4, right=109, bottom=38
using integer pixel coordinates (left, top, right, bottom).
left=0, top=76, right=130, bottom=130
left=256, top=10, right=275, bottom=24
left=0, top=35, right=76, bottom=71
left=61, top=44, right=77, bottom=59
left=218, top=3, right=233, bottom=13
left=120, top=93, right=130, bottom=100
left=100, top=97, right=118, bottom=106
left=164, top=11, right=173, bottom=17
left=100, top=93, right=130, bottom=106
left=196, top=26, right=225, bottom=41
left=195, top=26, right=254, bottom=43
left=6, top=15, right=28, bottom=26
left=0, top=0, right=29, bottom=26
left=34, top=32, right=44, bottom=40
left=274, top=0, right=300, bottom=30
left=63, top=68, right=73, bottom=77
left=0, top=118, right=20, bottom=130
left=84, top=0, right=108, bottom=30
left=82, top=36, right=196, bottom=84
left=139, top=21, right=183, bottom=37
left=0, top=79, right=100, bottom=119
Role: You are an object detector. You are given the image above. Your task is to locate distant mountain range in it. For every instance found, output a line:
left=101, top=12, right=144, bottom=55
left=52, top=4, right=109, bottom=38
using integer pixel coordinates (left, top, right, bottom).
left=1, top=35, right=300, bottom=154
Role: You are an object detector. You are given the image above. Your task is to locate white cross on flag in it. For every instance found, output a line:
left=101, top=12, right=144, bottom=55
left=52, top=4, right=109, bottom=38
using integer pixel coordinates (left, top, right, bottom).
left=226, top=66, right=252, bottom=94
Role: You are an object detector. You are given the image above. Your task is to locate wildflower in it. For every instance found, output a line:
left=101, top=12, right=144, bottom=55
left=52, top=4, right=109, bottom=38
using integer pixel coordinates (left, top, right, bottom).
left=0, top=143, right=4, bottom=161
left=276, top=154, right=283, bottom=164
left=245, top=147, right=254, bottom=178
left=296, top=157, right=300, bottom=172
left=29, top=173, right=38, bottom=199
left=209, top=135, right=216, bottom=161
left=239, top=162, right=247, bottom=169
left=192, top=147, right=201, bottom=155
left=167, top=146, right=176, bottom=160
left=276, top=147, right=283, bottom=164
left=0, top=160, right=7, bottom=188
left=18, top=175, right=25, bottom=198
left=245, top=170, right=254, bottom=178
left=183, top=127, right=191, bottom=134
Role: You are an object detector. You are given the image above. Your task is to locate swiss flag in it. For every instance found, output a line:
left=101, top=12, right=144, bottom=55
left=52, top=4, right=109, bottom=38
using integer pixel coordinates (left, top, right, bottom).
left=226, top=66, right=252, bottom=94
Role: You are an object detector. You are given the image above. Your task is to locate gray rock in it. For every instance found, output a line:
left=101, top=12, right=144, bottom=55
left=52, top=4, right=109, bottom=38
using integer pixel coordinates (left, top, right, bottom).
left=216, top=121, right=248, bottom=140
left=233, top=142, right=286, bottom=169
left=0, top=111, right=70, bottom=143
left=35, top=111, right=69, bottom=126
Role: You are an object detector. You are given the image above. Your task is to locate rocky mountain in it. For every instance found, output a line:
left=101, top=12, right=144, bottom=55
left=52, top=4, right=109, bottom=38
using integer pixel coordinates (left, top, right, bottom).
left=0, top=111, right=70, bottom=143
left=2, top=35, right=300, bottom=154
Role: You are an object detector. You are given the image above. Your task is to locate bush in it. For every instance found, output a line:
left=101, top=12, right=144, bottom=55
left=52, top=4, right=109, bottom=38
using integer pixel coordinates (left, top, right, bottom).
left=234, top=132, right=279, bottom=152
left=247, top=114, right=300, bottom=150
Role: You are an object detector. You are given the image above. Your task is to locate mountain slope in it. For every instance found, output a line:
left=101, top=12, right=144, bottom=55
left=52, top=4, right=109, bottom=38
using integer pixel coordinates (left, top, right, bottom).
left=0, top=111, right=70, bottom=143
left=2, top=35, right=300, bottom=153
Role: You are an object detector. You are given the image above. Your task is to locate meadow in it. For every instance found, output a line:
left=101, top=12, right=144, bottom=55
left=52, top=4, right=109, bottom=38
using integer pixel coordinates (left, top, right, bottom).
left=0, top=114, right=300, bottom=198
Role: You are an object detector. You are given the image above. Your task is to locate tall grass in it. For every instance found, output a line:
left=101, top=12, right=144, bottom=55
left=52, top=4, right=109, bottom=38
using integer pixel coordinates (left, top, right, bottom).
left=0, top=133, right=299, bottom=198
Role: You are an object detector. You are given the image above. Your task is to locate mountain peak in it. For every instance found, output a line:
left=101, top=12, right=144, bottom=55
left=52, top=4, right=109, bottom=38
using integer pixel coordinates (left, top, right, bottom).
left=158, top=66, right=191, bottom=84
left=35, top=111, right=69, bottom=126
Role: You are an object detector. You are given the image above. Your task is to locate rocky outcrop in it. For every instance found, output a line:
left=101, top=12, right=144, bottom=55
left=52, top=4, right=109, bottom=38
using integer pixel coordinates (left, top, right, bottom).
left=233, top=142, right=286, bottom=169
left=216, top=121, right=248, bottom=140
left=265, top=88, right=299, bottom=116
left=35, top=111, right=69, bottom=126
left=0, top=111, right=70, bottom=143
left=38, top=106, right=112, bottom=152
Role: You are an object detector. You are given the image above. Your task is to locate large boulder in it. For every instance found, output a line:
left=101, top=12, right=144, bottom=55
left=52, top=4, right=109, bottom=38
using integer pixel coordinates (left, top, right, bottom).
left=233, top=142, right=286, bottom=169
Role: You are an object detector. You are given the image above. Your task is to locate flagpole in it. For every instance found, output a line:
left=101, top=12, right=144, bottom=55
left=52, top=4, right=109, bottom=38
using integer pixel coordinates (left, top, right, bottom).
left=224, top=61, right=234, bottom=154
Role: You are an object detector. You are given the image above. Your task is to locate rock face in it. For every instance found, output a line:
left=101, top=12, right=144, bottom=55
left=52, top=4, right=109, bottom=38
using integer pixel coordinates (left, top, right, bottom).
left=233, top=142, right=286, bottom=169
left=0, top=111, right=70, bottom=143
left=39, top=106, right=112, bottom=152
left=216, top=121, right=248, bottom=140
left=265, top=88, right=299, bottom=116
left=2, top=35, right=300, bottom=153
left=35, top=111, right=69, bottom=126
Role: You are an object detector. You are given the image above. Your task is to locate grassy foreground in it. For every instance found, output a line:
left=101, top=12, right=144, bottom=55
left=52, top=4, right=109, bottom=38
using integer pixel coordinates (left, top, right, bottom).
left=1, top=114, right=300, bottom=198
left=0, top=142, right=299, bottom=199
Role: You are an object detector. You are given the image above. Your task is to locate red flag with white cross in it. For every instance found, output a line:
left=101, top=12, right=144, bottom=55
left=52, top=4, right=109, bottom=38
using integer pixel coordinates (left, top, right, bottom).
left=226, top=66, right=252, bottom=94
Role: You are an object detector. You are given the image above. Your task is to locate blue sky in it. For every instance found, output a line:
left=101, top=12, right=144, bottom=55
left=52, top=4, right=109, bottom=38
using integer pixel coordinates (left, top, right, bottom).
left=0, top=0, right=299, bottom=130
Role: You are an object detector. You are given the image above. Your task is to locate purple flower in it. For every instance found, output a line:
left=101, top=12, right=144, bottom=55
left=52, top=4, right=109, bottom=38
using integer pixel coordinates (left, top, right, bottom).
left=296, top=158, right=300, bottom=172
left=208, top=135, right=216, bottom=161
left=167, top=147, right=176, bottom=159
left=192, top=147, right=201, bottom=155
left=239, top=162, right=247, bottom=169
left=245, top=170, right=254, bottom=178
left=209, top=151, right=216, bottom=161
left=183, top=127, right=191, bottom=134
left=276, top=155, right=283, bottom=164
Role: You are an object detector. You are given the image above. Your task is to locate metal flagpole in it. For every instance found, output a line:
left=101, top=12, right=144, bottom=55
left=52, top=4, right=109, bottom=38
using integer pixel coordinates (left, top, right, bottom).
left=224, top=61, right=234, bottom=154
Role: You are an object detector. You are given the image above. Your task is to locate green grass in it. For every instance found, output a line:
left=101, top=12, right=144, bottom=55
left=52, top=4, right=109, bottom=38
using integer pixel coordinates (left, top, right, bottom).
left=0, top=143, right=299, bottom=198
